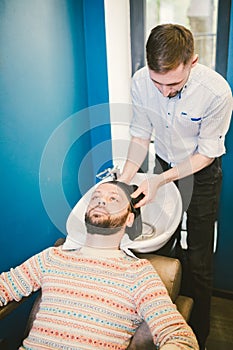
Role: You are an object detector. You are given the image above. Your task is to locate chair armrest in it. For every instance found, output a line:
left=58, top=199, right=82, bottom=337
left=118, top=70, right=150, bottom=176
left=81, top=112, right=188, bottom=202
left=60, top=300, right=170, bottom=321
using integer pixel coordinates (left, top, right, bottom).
left=175, top=295, right=193, bottom=321
left=0, top=298, right=27, bottom=320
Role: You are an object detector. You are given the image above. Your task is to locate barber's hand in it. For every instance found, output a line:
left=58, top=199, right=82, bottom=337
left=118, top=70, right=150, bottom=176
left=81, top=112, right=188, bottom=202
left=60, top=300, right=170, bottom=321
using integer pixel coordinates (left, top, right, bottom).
left=131, top=175, right=162, bottom=208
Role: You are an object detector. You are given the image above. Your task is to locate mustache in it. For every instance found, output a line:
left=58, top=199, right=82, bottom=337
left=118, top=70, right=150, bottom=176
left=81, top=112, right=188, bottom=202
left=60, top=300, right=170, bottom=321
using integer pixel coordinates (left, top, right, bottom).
left=87, top=205, right=109, bottom=216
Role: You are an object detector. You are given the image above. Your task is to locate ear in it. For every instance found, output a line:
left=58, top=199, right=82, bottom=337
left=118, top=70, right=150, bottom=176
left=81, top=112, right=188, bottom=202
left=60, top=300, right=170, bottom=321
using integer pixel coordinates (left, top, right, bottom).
left=126, top=212, right=135, bottom=228
left=191, top=54, right=198, bottom=67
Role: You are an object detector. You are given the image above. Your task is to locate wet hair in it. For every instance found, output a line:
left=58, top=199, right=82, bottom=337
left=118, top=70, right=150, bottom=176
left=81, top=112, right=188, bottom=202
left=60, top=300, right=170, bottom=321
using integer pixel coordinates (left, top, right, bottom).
left=107, top=181, right=144, bottom=240
left=146, top=23, right=194, bottom=73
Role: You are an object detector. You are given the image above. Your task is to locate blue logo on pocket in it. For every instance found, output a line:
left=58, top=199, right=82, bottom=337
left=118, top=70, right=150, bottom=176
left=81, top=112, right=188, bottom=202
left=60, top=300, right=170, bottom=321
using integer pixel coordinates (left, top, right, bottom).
left=181, top=112, right=201, bottom=121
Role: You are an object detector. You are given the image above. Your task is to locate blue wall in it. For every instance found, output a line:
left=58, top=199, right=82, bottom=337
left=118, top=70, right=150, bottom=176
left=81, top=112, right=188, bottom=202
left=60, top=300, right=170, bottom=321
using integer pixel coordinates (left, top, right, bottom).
left=0, top=0, right=111, bottom=347
left=214, top=1, right=233, bottom=292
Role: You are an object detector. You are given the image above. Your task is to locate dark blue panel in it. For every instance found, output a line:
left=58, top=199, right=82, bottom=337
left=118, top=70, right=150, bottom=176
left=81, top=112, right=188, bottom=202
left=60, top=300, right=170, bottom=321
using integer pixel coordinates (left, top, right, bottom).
left=214, top=1, right=233, bottom=292
left=226, top=3, right=233, bottom=90
left=0, top=0, right=91, bottom=267
left=83, top=0, right=113, bottom=180
left=83, top=0, right=109, bottom=106
left=0, top=0, right=112, bottom=346
left=0, top=0, right=92, bottom=347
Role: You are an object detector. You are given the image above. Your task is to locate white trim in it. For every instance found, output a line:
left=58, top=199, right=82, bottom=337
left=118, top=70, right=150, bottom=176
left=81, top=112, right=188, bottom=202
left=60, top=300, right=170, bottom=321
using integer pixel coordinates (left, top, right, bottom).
left=104, top=0, right=132, bottom=171
left=104, top=0, right=132, bottom=104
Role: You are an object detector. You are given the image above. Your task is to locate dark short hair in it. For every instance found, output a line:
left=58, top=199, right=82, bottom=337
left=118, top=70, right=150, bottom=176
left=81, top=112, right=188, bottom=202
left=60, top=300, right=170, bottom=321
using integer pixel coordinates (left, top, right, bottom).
left=109, top=181, right=144, bottom=240
left=146, top=23, right=194, bottom=73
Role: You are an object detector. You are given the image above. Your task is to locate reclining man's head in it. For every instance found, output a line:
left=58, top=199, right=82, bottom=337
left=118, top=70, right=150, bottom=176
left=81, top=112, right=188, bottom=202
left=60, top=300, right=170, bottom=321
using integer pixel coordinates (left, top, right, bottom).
left=84, top=181, right=144, bottom=248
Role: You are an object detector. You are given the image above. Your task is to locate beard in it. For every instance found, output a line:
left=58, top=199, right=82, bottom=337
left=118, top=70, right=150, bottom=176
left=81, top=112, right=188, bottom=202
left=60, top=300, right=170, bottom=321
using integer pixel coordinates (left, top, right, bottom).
left=84, top=208, right=130, bottom=236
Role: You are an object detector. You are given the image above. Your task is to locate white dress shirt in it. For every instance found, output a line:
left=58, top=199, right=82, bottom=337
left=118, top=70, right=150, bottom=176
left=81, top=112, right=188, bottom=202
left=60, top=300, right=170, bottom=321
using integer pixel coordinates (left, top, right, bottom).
left=130, top=64, right=232, bottom=165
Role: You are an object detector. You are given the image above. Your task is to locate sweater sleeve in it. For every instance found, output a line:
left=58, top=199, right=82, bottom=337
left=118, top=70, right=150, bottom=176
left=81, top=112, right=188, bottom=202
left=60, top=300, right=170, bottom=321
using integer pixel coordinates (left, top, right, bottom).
left=133, top=259, right=199, bottom=350
left=0, top=248, right=50, bottom=306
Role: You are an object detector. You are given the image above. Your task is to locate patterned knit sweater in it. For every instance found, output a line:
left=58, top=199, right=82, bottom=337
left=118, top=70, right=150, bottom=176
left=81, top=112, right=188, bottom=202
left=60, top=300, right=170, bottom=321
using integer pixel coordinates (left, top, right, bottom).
left=0, top=246, right=198, bottom=350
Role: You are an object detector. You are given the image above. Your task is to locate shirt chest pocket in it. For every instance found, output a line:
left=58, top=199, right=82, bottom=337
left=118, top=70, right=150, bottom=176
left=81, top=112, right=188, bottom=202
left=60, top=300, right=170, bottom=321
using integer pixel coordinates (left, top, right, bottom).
left=174, top=112, right=202, bottom=137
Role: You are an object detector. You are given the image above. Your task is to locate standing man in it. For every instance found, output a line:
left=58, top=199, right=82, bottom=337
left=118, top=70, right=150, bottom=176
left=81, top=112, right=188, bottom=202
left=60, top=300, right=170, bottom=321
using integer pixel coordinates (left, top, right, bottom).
left=120, top=23, right=232, bottom=350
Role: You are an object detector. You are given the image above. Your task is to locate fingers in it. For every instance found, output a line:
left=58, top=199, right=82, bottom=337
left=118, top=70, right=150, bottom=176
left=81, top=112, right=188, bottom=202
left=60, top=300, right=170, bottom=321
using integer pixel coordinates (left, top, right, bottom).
left=131, top=185, right=149, bottom=208
left=133, top=195, right=148, bottom=208
left=130, top=186, right=142, bottom=199
left=120, top=175, right=160, bottom=208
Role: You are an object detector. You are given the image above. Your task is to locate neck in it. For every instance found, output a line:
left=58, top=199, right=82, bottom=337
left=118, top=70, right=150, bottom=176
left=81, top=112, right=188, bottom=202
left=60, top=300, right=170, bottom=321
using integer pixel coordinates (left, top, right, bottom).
left=85, top=230, right=124, bottom=250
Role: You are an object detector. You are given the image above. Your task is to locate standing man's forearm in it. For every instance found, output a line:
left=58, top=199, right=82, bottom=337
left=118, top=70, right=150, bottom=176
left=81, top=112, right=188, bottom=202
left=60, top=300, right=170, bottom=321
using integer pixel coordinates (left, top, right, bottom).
left=132, top=153, right=215, bottom=208
left=159, top=153, right=215, bottom=185
left=120, top=137, right=150, bottom=183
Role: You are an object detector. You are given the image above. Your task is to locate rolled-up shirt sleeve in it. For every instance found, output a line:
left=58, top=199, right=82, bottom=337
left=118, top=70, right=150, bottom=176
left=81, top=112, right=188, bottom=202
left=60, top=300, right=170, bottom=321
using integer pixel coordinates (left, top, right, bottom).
left=198, top=90, right=233, bottom=158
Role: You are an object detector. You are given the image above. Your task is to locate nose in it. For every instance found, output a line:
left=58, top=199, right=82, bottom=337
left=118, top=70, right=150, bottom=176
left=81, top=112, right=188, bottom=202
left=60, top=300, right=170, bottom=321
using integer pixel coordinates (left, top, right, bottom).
left=98, top=199, right=106, bottom=206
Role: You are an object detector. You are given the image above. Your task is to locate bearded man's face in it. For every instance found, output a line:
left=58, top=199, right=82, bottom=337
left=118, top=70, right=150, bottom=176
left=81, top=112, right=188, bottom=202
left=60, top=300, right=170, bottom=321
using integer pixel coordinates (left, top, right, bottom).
left=84, top=183, right=131, bottom=235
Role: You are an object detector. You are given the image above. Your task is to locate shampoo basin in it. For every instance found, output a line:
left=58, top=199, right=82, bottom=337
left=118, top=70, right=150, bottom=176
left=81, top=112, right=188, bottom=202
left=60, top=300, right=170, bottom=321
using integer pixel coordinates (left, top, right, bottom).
left=64, top=173, right=182, bottom=253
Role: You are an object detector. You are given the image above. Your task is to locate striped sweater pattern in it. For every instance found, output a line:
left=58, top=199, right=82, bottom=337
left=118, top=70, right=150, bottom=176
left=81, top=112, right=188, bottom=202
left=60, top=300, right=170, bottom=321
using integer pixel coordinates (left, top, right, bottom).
left=0, top=246, right=198, bottom=349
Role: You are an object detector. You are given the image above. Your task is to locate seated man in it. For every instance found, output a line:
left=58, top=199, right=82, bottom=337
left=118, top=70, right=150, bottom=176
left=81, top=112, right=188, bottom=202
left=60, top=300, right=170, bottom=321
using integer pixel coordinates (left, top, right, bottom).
left=0, top=181, right=198, bottom=350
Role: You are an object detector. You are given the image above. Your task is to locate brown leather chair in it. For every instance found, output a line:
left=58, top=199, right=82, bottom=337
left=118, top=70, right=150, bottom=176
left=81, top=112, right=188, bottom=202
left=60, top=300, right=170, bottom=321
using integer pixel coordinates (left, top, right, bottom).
left=0, top=239, right=193, bottom=349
